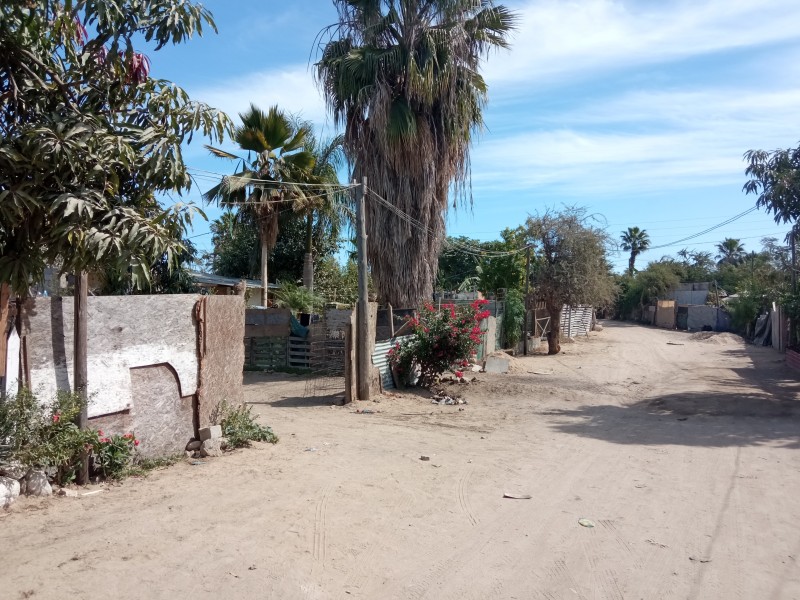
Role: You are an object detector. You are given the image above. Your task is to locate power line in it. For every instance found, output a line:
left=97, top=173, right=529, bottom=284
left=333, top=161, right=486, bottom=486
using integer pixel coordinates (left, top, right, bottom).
left=366, top=188, right=528, bottom=258
left=646, top=207, right=759, bottom=250
left=187, top=167, right=357, bottom=189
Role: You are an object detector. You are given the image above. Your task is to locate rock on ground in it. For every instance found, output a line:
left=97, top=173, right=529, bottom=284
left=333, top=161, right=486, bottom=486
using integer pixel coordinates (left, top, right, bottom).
left=0, top=461, right=27, bottom=480
left=200, top=438, right=224, bottom=458
left=1, top=475, right=21, bottom=508
left=24, top=470, right=52, bottom=497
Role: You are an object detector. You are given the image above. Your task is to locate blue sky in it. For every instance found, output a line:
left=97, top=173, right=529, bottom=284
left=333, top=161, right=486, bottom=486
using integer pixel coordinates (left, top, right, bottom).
left=148, top=0, right=800, bottom=272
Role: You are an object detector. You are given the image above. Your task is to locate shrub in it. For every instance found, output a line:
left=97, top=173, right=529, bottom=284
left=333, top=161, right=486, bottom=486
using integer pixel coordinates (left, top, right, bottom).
left=390, top=299, right=490, bottom=388
left=501, top=289, right=525, bottom=349
left=215, top=401, right=278, bottom=448
left=273, top=280, right=325, bottom=313
left=92, top=432, right=139, bottom=480
left=0, top=389, right=140, bottom=484
left=0, top=389, right=96, bottom=485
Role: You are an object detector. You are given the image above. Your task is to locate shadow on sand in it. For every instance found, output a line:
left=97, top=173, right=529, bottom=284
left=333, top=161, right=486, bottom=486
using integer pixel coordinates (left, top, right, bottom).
left=548, top=342, right=800, bottom=449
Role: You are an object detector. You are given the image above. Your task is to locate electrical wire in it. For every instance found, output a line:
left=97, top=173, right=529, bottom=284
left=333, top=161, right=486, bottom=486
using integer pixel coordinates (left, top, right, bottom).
left=187, top=167, right=358, bottom=189
left=645, top=207, right=759, bottom=250
left=366, top=188, right=529, bottom=258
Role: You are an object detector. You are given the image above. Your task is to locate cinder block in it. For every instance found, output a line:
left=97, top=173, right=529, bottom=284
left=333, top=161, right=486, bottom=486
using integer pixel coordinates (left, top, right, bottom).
left=484, top=356, right=510, bottom=374
left=199, top=425, right=222, bottom=441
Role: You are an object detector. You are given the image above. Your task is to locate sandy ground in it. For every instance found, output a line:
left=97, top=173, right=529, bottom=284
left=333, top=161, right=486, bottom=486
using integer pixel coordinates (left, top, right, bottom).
left=2, top=322, right=800, bottom=600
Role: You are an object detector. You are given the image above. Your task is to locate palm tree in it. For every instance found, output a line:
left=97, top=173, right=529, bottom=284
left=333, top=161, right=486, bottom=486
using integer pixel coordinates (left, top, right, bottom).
left=716, top=238, right=745, bottom=266
left=316, top=0, right=517, bottom=307
left=621, top=227, right=651, bottom=275
left=204, top=105, right=315, bottom=306
left=297, top=131, right=350, bottom=292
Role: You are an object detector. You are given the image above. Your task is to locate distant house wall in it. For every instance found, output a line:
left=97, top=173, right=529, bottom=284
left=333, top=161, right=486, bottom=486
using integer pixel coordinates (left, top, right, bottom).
left=665, top=283, right=710, bottom=306
left=686, top=305, right=730, bottom=332
left=655, top=300, right=676, bottom=329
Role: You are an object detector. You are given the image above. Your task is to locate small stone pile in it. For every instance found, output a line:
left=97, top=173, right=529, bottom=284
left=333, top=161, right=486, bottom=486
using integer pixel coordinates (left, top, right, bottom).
left=185, top=425, right=228, bottom=459
left=1, top=461, right=54, bottom=508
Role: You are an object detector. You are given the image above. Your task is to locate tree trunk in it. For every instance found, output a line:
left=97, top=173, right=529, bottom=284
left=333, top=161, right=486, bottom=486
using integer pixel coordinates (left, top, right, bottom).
left=73, top=272, right=89, bottom=485
left=546, top=301, right=562, bottom=355
left=628, top=253, right=636, bottom=276
left=303, top=212, right=314, bottom=292
left=260, top=240, right=269, bottom=307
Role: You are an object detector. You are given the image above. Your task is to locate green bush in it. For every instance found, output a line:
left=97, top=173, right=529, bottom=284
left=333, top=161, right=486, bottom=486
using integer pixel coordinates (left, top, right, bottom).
left=727, top=291, right=763, bottom=334
left=215, top=401, right=278, bottom=448
left=273, top=280, right=324, bottom=313
left=390, top=300, right=491, bottom=388
left=93, top=431, right=139, bottom=480
left=501, top=289, right=525, bottom=349
left=0, top=389, right=140, bottom=484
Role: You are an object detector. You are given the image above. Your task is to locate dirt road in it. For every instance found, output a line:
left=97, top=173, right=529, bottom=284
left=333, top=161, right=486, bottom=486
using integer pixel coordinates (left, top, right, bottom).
left=2, top=322, right=799, bottom=599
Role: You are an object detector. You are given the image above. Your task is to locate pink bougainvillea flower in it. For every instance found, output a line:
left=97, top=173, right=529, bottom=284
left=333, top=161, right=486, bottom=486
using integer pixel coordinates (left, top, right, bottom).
left=123, top=433, right=133, bottom=439
left=134, top=439, right=140, bottom=447
left=52, top=413, right=60, bottom=423
left=97, top=429, right=104, bottom=437
left=455, top=371, right=463, bottom=379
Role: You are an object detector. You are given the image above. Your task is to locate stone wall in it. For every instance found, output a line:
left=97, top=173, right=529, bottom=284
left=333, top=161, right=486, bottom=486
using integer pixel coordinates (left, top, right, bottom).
left=197, top=295, right=245, bottom=428
left=21, top=294, right=244, bottom=457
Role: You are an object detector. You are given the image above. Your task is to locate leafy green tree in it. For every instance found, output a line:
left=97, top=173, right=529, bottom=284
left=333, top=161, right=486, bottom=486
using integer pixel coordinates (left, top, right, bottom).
left=204, top=105, right=315, bottom=305
left=298, top=130, right=350, bottom=292
left=437, top=237, right=482, bottom=292
left=317, top=0, right=517, bottom=306
left=0, top=1, right=229, bottom=295
left=526, top=208, right=616, bottom=354
left=615, top=260, right=682, bottom=320
left=477, top=228, right=527, bottom=295
left=620, top=227, right=651, bottom=275
left=315, top=257, right=360, bottom=306
left=206, top=209, right=338, bottom=285
left=744, top=144, right=800, bottom=228
left=716, top=238, right=745, bottom=266
left=98, top=239, right=199, bottom=295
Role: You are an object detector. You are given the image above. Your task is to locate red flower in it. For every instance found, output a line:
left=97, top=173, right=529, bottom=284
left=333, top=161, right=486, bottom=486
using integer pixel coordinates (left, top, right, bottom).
left=97, top=429, right=104, bottom=437
left=455, top=371, right=463, bottom=379
left=52, top=413, right=60, bottom=423
left=134, top=439, right=140, bottom=447
left=100, top=437, right=110, bottom=443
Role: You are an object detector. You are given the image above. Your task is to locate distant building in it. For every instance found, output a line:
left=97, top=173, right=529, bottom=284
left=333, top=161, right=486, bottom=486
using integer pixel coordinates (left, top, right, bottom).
left=188, top=271, right=280, bottom=308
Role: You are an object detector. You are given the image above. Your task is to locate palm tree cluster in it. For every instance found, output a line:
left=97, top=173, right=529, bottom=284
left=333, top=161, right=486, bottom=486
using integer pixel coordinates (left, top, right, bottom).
left=204, top=105, right=347, bottom=305
left=316, top=0, right=517, bottom=307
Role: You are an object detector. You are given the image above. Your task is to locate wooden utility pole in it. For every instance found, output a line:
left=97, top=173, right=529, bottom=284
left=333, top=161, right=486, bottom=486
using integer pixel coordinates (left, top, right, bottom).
left=792, top=230, right=797, bottom=347
left=74, top=272, right=89, bottom=485
left=523, top=246, right=531, bottom=355
left=356, top=177, right=371, bottom=401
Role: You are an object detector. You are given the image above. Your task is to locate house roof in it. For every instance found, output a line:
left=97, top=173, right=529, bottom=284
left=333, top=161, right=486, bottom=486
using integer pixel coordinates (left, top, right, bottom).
left=188, top=271, right=281, bottom=290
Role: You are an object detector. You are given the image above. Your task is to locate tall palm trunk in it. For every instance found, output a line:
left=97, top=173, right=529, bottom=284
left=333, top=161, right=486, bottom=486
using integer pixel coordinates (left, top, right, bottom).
left=628, top=252, right=636, bottom=276
left=303, top=212, right=314, bottom=292
left=260, top=239, right=269, bottom=307
left=258, top=205, right=281, bottom=307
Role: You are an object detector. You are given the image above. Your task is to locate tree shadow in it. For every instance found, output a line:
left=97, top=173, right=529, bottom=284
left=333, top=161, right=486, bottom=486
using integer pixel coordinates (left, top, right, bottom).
left=266, top=395, right=344, bottom=408
left=548, top=342, right=800, bottom=449
left=548, top=394, right=800, bottom=449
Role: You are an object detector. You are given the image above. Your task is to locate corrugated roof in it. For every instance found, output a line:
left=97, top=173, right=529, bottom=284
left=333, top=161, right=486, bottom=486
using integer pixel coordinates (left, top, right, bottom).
left=188, top=271, right=280, bottom=290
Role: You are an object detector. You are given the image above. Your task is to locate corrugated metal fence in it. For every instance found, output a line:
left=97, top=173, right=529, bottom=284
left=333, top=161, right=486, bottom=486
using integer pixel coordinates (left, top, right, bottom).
left=559, top=305, right=593, bottom=338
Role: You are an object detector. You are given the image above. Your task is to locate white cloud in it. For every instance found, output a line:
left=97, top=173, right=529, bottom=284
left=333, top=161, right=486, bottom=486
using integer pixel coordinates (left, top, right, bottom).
left=470, top=85, right=800, bottom=197
left=190, top=64, right=329, bottom=127
left=487, top=0, right=800, bottom=88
